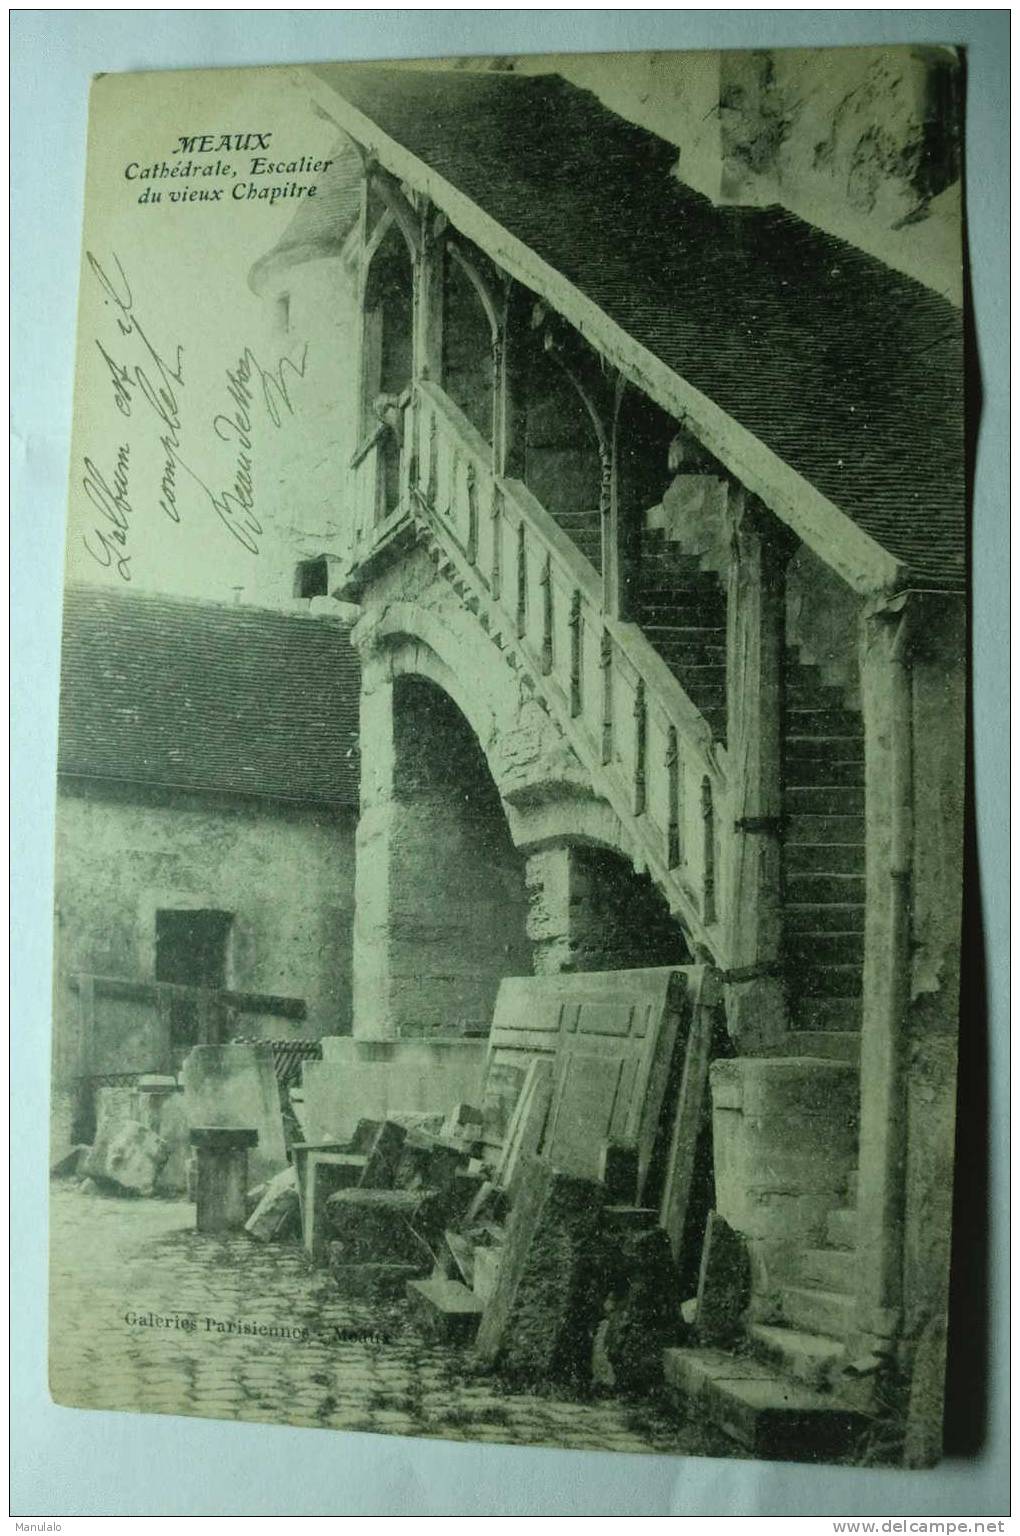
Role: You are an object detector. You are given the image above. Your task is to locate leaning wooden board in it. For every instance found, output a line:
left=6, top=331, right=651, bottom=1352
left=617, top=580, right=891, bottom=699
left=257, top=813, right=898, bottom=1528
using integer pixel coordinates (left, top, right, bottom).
left=484, top=966, right=709, bottom=1201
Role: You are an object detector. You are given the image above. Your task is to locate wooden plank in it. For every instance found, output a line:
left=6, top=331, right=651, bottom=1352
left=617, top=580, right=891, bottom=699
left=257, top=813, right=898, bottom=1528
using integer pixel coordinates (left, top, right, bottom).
left=658, top=971, right=723, bottom=1264
left=495, top=1057, right=554, bottom=1198
left=484, top=967, right=692, bottom=1200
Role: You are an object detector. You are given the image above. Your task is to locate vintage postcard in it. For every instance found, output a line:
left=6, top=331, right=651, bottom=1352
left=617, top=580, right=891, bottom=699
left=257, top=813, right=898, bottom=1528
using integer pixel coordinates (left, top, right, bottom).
left=51, top=47, right=966, bottom=1468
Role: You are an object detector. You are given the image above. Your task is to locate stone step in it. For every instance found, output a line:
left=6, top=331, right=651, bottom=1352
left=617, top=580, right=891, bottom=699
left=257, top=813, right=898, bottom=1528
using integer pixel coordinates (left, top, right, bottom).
left=781, top=1284, right=855, bottom=1339
left=785, top=815, right=865, bottom=847
left=786, top=843, right=866, bottom=877
left=791, top=996, right=862, bottom=1032
left=826, top=1207, right=858, bottom=1250
left=795, top=963, right=863, bottom=1000
left=785, top=902, right=866, bottom=934
left=637, top=598, right=725, bottom=623
left=786, top=932, right=865, bottom=967
left=747, top=1323, right=847, bottom=1388
left=786, top=872, right=865, bottom=905
left=785, top=786, right=864, bottom=816
left=786, top=733, right=864, bottom=761
left=783, top=759, right=865, bottom=787
left=405, top=1276, right=484, bottom=1344
left=798, top=1247, right=857, bottom=1292
left=767, top=1030, right=860, bottom=1063
left=784, top=707, right=864, bottom=736
left=664, top=1346, right=867, bottom=1461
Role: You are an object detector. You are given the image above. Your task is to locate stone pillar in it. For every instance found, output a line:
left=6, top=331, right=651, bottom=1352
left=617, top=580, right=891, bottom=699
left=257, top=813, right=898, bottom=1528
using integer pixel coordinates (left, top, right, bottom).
left=351, top=642, right=532, bottom=1039
left=190, top=1127, right=258, bottom=1233
left=525, top=843, right=689, bottom=975
left=723, top=498, right=790, bottom=1052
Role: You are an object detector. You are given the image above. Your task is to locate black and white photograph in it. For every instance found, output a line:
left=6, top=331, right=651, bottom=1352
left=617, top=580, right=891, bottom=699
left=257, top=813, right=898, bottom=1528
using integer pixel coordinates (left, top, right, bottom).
left=47, top=42, right=970, bottom=1476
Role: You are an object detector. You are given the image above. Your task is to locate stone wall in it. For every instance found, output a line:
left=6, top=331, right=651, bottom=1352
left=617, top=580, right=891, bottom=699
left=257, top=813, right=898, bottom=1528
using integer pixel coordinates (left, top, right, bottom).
left=53, top=783, right=357, bottom=1145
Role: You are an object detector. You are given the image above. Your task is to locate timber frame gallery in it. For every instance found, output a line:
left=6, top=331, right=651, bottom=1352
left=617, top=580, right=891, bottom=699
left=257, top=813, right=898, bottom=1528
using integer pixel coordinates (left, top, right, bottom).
left=62, top=51, right=967, bottom=1468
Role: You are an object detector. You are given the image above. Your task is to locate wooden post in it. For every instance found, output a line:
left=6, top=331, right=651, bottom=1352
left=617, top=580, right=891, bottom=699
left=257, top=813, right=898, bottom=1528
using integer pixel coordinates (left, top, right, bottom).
left=659, top=969, right=722, bottom=1265
left=723, top=496, right=788, bottom=1050
left=854, top=595, right=914, bottom=1352
left=568, top=590, right=583, bottom=717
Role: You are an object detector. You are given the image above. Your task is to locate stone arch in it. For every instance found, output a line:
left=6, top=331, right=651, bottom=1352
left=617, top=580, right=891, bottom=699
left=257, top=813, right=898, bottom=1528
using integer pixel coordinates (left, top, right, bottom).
left=350, top=593, right=695, bottom=1038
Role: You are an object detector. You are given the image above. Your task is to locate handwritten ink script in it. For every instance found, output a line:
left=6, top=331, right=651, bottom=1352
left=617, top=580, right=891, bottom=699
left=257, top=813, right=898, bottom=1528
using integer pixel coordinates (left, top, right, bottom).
left=81, top=252, right=308, bottom=578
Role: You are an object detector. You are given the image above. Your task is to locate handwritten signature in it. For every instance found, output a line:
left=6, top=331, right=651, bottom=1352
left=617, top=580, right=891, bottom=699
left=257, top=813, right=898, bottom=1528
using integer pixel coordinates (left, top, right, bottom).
left=81, top=251, right=308, bottom=575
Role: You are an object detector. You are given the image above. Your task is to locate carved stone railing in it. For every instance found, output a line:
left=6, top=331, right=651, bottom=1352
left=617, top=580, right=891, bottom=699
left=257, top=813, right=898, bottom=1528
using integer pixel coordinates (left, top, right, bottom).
left=401, top=381, right=731, bottom=962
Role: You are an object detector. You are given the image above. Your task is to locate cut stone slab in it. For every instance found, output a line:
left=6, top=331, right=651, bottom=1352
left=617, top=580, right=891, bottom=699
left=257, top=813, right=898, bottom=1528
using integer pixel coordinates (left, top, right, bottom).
left=326, top=1187, right=438, bottom=1268
left=407, top=1276, right=484, bottom=1344
left=245, top=1166, right=300, bottom=1242
left=290, top=1141, right=350, bottom=1226
left=781, top=1284, right=854, bottom=1340
left=304, top=1153, right=370, bottom=1259
left=190, top=1127, right=258, bottom=1232
left=475, top=1155, right=606, bottom=1383
left=182, top=1044, right=286, bottom=1186
left=664, top=1346, right=868, bottom=1461
left=440, top=1229, right=475, bottom=1287
left=604, top=1225, right=686, bottom=1393
left=472, top=1244, right=503, bottom=1305
left=695, top=1211, right=751, bottom=1348
left=84, top=1119, right=170, bottom=1196
left=359, top=1120, right=407, bottom=1189
left=328, top=1251, right=428, bottom=1300
left=748, top=1323, right=846, bottom=1388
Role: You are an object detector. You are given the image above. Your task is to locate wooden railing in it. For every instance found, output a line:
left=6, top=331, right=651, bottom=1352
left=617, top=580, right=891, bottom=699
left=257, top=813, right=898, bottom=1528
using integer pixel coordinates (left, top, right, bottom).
left=403, top=381, right=730, bottom=960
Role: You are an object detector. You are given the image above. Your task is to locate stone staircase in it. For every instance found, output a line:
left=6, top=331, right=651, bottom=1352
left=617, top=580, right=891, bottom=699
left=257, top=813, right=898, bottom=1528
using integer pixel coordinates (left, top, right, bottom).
left=783, top=650, right=865, bottom=1047
left=665, top=1165, right=867, bottom=1461
left=551, top=508, right=602, bottom=572
left=634, top=534, right=728, bottom=742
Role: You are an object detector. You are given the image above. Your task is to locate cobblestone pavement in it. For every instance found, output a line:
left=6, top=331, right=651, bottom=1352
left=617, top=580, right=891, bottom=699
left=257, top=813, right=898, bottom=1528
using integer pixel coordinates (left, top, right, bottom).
left=50, top=1181, right=727, bottom=1456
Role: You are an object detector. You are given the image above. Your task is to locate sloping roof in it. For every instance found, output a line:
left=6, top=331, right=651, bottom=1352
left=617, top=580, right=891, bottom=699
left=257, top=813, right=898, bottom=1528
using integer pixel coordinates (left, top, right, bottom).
left=249, top=136, right=364, bottom=293
left=314, top=65, right=965, bottom=591
left=59, top=587, right=361, bottom=807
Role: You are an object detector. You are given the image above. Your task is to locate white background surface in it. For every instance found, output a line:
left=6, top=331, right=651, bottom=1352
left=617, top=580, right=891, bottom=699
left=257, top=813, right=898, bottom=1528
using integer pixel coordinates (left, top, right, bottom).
left=11, top=8, right=1010, bottom=1518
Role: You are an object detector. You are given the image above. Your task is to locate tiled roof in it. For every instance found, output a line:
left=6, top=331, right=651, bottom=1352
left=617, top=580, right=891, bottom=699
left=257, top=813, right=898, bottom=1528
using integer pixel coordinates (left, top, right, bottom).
left=316, top=66, right=965, bottom=590
left=59, top=587, right=361, bottom=806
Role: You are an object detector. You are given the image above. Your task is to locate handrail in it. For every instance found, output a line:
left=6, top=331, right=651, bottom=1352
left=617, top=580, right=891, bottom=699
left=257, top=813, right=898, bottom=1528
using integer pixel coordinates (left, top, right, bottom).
left=399, top=379, right=731, bottom=957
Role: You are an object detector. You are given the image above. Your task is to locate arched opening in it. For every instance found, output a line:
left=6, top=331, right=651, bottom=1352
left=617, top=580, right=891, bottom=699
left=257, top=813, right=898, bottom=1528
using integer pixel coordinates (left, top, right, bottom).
left=387, top=674, right=532, bottom=1036
left=526, top=842, right=692, bottom=975
left=521, top=335, right=604, bottom=566
left=442, top=246, right=495, bottom=444
left=362, top=222, right=414, bottom=517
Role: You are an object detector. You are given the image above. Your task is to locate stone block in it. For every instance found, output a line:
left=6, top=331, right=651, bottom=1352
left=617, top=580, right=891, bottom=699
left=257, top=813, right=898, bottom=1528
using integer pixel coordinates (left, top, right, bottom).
left=475, top=1156, right=606, bottom=1384
left=326, top=1188, right=438, bottom=1268
left=327, top=1252, right=429, bottom=1300
left=190, top=1128, right=258, bottom=1232
left=304, top=1153, right=369, bottom=1259
left=603, top=1225, right=686, bottom=1394
left=302, top=1038, right=486, bottom=1145
left=245, top=1166, right=301, bottom=1242
left=84, top=1119, right=170, bottom=1196
left=406, top=1277, right=484, bottom=1344
left=472, top=1244, right=503, bottom=1304
left=463, top=1179, right=508, bottom=1227
left=182, top=1044, right=287, bottom=1184
left=695, top=1211, right=752, bottom=1348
